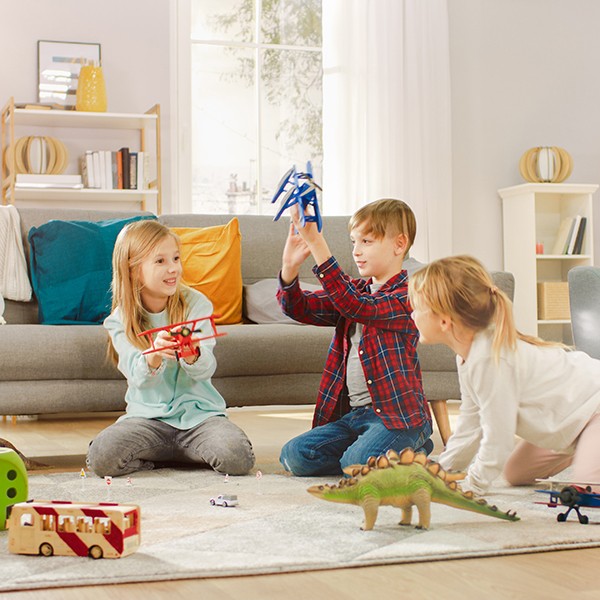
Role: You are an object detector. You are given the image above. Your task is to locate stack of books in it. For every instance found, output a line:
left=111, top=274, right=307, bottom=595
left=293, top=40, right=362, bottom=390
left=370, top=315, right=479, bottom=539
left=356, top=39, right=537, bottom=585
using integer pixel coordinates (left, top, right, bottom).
left=80, top=148, right=151, bottom=191
left=551, top=215, right=588, bottom=255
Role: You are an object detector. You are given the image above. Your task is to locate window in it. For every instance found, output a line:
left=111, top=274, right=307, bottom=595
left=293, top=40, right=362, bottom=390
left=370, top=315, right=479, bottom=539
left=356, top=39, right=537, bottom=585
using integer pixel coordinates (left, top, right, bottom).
left=189, top=0, right=322, bottom=215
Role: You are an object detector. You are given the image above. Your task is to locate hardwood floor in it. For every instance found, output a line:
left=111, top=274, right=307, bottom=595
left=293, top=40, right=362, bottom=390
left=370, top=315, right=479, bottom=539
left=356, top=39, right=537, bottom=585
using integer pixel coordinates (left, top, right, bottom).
left=2, top=405, right=599, bottom=599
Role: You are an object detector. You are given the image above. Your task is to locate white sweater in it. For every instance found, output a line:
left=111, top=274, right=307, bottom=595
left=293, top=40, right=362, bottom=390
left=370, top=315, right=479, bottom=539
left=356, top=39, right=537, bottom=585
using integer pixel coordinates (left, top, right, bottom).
left=438, top=330, right=600, bottom=494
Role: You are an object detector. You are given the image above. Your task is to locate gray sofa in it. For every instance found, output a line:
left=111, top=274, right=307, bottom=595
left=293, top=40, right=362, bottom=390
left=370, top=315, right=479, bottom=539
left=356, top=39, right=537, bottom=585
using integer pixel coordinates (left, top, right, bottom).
left=0, top=207, right=514, bottom=444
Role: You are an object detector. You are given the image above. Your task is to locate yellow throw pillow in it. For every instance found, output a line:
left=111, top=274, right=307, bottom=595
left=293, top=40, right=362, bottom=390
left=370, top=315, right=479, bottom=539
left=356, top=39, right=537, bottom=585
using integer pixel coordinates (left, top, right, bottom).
left=172, top=218, right=243, bottom=325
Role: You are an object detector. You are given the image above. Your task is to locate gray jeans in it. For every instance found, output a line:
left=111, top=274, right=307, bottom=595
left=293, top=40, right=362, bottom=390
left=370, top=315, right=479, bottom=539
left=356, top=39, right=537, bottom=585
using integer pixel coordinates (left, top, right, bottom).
left=87, top=416, right=255, bottom=477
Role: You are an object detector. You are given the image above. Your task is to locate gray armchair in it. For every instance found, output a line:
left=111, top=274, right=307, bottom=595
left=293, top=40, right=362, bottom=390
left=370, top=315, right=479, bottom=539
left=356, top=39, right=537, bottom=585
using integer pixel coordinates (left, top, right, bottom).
left=568, top=266, right=600, bottom=359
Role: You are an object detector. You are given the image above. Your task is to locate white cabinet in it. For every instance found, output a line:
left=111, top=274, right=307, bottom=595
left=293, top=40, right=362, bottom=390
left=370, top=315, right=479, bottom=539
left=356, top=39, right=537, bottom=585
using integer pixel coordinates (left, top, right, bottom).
left=1, top=97, right=161, bottom=213
left=499, top=183, right=597, bottom=341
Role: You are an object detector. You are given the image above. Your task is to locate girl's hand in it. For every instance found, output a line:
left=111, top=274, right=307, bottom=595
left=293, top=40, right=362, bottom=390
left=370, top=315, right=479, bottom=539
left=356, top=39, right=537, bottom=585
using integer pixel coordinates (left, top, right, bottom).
left=146, top=330, right=178, bottom=369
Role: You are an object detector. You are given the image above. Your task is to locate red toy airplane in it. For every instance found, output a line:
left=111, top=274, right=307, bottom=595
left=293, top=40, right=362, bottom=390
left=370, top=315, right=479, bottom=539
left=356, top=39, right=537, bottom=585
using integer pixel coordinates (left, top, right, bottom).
left=535, top=479, right=600, bottom=524
left=138, top=316, right=225, bottom=361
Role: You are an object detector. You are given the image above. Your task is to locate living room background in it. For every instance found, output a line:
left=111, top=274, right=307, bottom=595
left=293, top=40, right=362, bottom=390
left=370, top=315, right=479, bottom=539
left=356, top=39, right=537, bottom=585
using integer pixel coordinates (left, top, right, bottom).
left=1, top=0, right=600, bottom=271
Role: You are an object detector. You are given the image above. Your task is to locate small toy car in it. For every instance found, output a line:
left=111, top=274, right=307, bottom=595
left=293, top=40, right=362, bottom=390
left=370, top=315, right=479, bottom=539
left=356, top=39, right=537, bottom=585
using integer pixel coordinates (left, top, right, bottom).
left=209, top=494, right=238, bottom=507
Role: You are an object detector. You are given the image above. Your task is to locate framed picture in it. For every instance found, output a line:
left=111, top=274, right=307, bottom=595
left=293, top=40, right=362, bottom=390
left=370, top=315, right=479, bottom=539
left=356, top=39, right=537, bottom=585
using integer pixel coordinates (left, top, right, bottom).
left=37, top=40, right=101, bottom=106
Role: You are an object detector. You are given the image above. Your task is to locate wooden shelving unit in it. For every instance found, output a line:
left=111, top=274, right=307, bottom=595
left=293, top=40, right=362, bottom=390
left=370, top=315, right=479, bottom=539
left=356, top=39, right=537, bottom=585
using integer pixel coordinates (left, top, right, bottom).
left=499, top=183, right=596, bottom=342
left=1, top=97, right=161, bottom=213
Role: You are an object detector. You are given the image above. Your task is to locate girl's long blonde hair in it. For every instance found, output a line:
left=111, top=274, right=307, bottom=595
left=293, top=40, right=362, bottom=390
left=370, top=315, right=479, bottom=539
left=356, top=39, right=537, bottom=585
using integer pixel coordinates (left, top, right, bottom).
left=107, top=220, right=188, bottom=365
left=409, top=255, right=563, bottom=361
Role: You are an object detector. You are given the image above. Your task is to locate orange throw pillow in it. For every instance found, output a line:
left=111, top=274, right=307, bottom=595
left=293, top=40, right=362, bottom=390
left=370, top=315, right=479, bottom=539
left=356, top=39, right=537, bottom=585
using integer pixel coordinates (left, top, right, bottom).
left=172, top=218, right=243, bottom=324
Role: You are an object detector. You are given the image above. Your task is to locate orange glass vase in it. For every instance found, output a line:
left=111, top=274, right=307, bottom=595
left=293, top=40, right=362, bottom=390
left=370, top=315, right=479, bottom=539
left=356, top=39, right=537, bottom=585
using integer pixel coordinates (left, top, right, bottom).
left=76, top=65, right=107, bottom=112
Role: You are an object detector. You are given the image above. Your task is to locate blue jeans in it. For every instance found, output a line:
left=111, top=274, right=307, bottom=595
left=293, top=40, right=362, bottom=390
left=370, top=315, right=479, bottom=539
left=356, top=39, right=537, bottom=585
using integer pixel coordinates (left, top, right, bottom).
left=279, top=405, right=433, bottom=476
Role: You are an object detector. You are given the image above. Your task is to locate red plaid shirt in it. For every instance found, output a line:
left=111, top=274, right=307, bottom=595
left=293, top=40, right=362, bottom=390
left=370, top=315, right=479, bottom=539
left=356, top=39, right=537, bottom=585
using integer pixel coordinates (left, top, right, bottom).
left=278, top=257, right=431, bottom=431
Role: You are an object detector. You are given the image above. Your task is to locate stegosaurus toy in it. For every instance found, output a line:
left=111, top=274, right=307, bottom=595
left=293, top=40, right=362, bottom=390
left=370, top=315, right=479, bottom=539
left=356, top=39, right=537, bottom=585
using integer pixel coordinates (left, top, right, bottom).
left=307, top=448, right=519, bottom=530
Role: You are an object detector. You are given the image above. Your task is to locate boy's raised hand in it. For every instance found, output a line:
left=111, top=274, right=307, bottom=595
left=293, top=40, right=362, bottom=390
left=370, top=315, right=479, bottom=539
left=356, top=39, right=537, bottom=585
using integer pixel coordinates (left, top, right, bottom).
left=289, top=204, right=332, bottom=268
left=281, top=221, right=311, bottom=284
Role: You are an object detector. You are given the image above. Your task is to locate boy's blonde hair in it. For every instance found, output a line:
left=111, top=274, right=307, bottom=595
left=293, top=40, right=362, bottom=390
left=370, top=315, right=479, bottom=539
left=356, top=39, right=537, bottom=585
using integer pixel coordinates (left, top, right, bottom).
left=408, top=255, right=563, bottom=361
left=349, top=198, right=416, bottom=257
left=107, top=220, right=188, bottom=365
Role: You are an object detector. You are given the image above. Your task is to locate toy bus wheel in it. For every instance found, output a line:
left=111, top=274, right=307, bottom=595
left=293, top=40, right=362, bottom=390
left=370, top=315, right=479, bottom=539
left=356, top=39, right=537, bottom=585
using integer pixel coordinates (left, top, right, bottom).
left=89, top=545, right=103, bottom=559
left=557, top=513, right=567, bottom=522
left=39, top=543, right=54, bottom=557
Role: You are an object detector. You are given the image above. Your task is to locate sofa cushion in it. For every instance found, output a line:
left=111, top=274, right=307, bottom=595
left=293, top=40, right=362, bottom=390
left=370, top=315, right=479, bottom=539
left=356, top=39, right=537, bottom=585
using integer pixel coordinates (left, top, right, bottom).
left=172, top=218, right=243, bottom=325
left=244, top=278, right=322, bottom=324
left=28, top=215, right=156, bottom=325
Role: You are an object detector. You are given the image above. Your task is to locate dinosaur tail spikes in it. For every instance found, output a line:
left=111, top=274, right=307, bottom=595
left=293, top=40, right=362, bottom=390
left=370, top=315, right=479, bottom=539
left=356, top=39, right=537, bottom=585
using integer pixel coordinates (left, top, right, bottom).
left=426, top=462, right=441, bottom=476
left=367, top=456, right=377, bottom=468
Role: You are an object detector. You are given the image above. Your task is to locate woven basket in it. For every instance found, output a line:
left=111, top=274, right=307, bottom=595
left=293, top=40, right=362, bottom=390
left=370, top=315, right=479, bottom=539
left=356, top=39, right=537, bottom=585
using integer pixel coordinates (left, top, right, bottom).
left=537, top=282, right=570, bottom=320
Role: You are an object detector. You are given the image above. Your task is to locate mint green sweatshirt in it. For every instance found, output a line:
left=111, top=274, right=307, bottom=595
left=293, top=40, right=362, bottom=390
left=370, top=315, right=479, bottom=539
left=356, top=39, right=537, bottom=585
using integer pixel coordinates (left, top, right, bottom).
left=104, top=287, right=227, bottom=429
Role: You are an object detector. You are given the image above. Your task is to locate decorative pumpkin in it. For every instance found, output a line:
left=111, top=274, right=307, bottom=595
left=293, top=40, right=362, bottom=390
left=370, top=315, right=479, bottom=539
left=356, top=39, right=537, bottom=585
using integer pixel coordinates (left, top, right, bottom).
left=519, top=146, right=572, bottom=183
left=3, top=136, right=68, bottom=175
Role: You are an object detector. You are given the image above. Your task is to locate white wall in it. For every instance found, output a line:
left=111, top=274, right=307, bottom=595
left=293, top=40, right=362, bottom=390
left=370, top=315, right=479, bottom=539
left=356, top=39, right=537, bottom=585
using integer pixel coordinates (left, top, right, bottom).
left=449, top=0, right=600, bottom=270
left=0, top=0, right=173, bottom=211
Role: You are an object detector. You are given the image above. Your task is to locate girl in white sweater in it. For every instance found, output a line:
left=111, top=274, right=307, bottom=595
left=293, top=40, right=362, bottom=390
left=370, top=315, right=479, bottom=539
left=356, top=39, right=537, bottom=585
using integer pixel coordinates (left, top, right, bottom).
left=409, top=255, right=600, bottom=495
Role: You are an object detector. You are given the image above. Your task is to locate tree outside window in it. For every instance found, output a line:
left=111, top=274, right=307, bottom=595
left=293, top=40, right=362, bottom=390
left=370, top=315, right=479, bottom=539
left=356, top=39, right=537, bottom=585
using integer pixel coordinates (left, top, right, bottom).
left=190, top=0, right=322, bottom=214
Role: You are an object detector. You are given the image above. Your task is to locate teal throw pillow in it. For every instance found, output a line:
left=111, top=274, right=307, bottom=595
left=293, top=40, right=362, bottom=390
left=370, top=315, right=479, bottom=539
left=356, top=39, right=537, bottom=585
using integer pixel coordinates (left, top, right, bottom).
left=28, top=215, right=156, bottom=325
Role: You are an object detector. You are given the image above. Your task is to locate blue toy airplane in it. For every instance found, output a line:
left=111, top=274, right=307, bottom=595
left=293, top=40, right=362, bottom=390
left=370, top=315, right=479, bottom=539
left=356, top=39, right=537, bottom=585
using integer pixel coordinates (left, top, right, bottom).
left=271, top=161, right=323, bottom=231
left=535, top=479, right=600, bottom=524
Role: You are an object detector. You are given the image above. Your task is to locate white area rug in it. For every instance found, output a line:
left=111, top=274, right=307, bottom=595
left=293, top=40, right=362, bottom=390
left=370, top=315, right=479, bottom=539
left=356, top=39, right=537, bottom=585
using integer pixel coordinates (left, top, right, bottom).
left=1, top=468, right=600, bottom=592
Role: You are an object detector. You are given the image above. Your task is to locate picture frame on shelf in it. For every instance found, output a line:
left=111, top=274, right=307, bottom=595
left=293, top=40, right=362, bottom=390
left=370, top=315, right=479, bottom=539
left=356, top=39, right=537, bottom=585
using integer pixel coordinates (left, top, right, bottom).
left=37, top=40, right=101, bottom=107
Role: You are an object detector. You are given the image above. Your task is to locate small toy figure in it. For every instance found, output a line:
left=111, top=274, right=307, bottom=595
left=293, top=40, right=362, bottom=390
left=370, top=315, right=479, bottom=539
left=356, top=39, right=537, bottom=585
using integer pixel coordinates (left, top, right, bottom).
left=307, top=448, right=518, bottom=530
left=271, top=161, right=322, bottom=231
left=0, top=448, right=28, bottom=530
left=209, top=494, right=238, bottom=507
left=7, top=500, right=141, bottom=558
left=138, top=316, right=226, bottom=361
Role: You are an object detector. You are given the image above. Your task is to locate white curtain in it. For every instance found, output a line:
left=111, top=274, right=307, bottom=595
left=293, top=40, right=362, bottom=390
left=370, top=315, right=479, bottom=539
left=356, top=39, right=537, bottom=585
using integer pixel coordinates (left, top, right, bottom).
left=322, top=0, right=452, bottom=262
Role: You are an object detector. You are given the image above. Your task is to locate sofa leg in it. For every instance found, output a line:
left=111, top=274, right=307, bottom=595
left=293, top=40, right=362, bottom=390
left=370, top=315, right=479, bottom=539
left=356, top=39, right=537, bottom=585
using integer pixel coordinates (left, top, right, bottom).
left=429, top=400, right=451, bottom=447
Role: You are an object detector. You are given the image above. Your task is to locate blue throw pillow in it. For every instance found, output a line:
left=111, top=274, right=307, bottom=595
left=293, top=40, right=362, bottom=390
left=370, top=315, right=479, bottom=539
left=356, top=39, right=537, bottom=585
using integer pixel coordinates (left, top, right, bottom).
left=28, top=215, right=156, bottom=325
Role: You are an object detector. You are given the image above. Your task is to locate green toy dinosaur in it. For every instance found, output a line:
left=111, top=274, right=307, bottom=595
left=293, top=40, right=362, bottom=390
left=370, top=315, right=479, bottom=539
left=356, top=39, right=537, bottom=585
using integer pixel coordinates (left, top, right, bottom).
left=307, top=448, right=519, bottom=530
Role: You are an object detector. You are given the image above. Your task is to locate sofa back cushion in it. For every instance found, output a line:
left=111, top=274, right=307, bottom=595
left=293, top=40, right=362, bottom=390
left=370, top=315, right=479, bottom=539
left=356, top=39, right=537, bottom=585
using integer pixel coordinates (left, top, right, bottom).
left=28, top=215, right=156, bottom=324
left=159, top=214, right=359, bottom=284
left=172, top=218, right=243, bottom=325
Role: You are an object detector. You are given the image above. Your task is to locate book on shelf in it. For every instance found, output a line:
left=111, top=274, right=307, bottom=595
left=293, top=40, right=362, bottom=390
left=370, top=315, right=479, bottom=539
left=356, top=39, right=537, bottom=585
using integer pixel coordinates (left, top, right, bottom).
left=15, top=174, right=83, bottom=189
left=129, top=152, right=138, bottom=190
left=119, top=147, right=130, bottom=190
left=566, top=215, right=583, bottom=255
left=572, top=217, right=587, bottom=255
left=552, top=217, right=574, bottom=255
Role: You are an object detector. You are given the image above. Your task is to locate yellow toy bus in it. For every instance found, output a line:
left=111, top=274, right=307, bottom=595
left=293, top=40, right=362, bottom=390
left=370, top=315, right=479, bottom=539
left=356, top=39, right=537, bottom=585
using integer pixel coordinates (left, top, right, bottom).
left=7, top=500, right=141, bottom=559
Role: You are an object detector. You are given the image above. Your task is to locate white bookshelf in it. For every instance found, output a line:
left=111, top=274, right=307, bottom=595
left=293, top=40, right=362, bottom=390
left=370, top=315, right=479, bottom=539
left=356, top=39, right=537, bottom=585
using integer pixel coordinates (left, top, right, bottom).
left=1, top=97, right=161, bottom=213
left=499, top=183, right=596, bottom=341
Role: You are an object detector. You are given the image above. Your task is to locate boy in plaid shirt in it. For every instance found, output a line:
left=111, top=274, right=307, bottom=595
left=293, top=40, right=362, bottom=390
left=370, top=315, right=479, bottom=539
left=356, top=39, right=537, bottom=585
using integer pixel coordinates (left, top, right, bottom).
left=278, top=199, right=433, bottom=476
